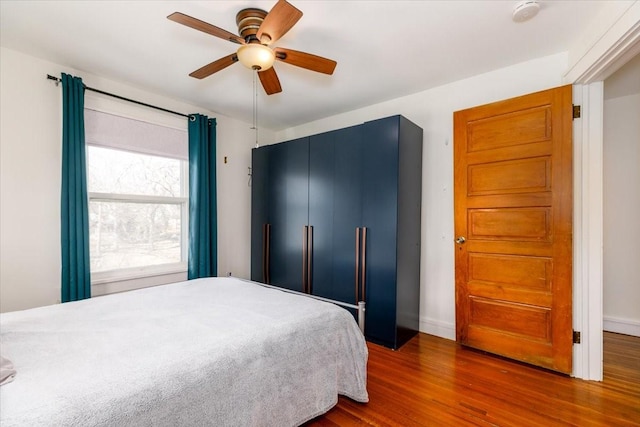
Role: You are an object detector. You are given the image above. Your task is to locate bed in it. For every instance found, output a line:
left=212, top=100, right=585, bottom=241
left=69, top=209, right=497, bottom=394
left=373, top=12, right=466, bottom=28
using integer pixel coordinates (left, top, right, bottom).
left=0, top=277, right=368, bottom=426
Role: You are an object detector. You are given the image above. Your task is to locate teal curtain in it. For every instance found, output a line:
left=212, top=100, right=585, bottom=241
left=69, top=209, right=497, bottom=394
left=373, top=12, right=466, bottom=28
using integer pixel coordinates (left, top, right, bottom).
left=60, top=73, right=91, bottom=302
left=188, top=114, right=218, bottom=279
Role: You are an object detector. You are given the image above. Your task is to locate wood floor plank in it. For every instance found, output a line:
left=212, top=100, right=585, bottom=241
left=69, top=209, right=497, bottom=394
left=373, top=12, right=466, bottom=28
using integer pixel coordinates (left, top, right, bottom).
left=304, top=332, right=640, bottom=426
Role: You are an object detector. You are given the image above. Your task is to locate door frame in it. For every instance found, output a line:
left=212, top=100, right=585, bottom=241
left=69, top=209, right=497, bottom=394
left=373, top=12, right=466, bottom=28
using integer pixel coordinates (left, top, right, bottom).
left=564, top=1, right=640, bottom=381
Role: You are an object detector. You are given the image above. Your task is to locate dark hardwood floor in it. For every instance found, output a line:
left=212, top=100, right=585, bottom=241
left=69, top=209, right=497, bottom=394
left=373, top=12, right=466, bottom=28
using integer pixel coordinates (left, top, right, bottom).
left=305, top=332, right=640, bottom=426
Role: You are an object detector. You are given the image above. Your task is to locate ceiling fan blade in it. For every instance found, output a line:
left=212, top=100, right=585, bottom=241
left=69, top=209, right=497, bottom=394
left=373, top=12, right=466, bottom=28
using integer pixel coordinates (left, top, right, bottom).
left=258, top=67, right=282, bottom=95
left=256, top=0, right=303, bottom=45
left=189, top=54, right=238, bottom=79
left=274, top=48, right=337, bottom=75
left=168, top=12, right=245, bottom=45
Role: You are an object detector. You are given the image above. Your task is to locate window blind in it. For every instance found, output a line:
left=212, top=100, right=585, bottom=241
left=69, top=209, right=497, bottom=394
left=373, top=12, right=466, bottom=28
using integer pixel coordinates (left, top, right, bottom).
left=84, top=109, right=187, bottom=160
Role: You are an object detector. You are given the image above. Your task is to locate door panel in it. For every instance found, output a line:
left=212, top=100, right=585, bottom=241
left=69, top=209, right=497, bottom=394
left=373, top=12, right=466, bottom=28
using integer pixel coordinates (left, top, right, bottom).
left=468, top=157, right=551, bottom=195
left=469, top=298, right=551, bottom=339
left=467, top=105, right=551, bottom=151
left=468, top=253, right=551, bottom=291
left=309, top=126, right=362, bottom=302
left=362, top=117, right=399, bottom=346
left=308, top=133, right=335, bottom=298
left=250, top=146, right=270, bottom=282
left=454, top=85, right=573, bottom=373
left=268, top=138, right=309, bottom=292
left=330, top=128, right=363, bottom=304
left=468, top=208, right=551, bottom=241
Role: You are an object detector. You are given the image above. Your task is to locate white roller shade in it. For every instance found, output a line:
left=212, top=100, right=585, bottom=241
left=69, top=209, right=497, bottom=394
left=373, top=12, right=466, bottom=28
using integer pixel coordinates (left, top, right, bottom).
left=85, top=109, right=188, bottom=160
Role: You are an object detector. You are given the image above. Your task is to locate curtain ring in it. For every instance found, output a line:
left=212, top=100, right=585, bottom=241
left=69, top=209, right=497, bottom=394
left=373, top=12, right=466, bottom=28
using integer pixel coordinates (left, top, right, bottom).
left=189, top=115, right=197, bottom=122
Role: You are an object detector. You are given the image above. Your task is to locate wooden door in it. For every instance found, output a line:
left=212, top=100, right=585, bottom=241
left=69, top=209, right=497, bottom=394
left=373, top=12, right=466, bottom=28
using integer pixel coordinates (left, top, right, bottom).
left=454, top=85, right=573, bottom=373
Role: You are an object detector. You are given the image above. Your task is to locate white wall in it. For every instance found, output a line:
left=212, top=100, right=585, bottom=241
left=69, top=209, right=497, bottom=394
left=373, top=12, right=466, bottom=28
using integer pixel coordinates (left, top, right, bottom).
left=275, top=52, right=569, bottom=339
left=603, top=55, right=640, bottom=336
left=0, top=46, right=274, bottom=312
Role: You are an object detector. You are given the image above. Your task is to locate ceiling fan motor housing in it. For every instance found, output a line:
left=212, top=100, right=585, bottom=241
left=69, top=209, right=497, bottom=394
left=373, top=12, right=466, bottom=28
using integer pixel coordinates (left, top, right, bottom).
left=236, top=8, right=268, bottom=41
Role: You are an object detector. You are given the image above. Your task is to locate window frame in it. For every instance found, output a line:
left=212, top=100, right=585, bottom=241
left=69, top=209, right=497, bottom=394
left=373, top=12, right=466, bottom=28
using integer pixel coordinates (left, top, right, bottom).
left=85, top=110, right=189, bottom=285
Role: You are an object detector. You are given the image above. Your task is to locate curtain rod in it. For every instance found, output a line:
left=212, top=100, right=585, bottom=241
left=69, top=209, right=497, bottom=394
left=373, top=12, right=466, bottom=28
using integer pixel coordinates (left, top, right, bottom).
left=46, top=74, right=190, bottom=119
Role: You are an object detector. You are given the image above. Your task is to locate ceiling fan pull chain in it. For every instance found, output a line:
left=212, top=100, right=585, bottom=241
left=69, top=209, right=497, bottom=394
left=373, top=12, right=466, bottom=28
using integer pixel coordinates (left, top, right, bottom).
left=253, top=70, right=259, bottom=148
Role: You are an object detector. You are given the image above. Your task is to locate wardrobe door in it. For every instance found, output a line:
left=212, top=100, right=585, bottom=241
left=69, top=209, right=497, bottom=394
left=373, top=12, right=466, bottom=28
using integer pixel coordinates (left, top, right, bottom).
left=309, top=126, right=362, bottom=302
left=250, top=145, right=270, bottom=283
left=330, top=127, right=363, bottom=304
left=361, top=116, right=400, bottom=347
left=267, top=138, right=309, bottom=292
left=395, top=116, right=423, bottom=346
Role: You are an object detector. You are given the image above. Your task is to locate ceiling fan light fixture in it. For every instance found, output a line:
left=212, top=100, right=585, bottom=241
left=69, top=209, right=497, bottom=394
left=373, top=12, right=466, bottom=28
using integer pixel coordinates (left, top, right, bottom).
left=237, top=44, right=275, bottom=71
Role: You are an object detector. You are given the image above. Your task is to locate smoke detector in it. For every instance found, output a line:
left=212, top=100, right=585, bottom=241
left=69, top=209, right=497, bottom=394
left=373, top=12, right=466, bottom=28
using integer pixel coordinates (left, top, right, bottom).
left=512, top=0, right=540, bottom=22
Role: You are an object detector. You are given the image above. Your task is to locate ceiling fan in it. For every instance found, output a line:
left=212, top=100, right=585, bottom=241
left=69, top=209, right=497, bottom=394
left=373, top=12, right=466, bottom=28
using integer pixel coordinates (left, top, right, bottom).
left=168, top=0, right=337, bottom=95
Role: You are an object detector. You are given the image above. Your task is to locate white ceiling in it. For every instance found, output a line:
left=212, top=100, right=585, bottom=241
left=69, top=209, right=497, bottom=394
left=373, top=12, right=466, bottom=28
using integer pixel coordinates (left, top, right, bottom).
left=0, top=1, right=625, bottom=130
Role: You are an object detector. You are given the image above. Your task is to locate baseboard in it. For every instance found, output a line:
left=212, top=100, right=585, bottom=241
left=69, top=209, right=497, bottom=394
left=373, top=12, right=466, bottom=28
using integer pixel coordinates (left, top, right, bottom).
left=419, top=316, right=456, bottom=340
left=417, top=316, right=640, bottom=340
left=418, top=316, right=640, bottom=340
left=603, top=316, right=640, bottom=337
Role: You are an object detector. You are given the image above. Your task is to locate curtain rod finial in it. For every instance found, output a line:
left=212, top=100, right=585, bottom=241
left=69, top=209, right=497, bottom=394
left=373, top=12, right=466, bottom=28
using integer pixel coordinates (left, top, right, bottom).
left=47, top=74, right=61, bottom=86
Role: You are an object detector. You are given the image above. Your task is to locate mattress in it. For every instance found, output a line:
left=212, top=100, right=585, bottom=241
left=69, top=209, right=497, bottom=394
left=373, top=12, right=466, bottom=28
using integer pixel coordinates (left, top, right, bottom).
left=0, top=277, right=368, bottom=426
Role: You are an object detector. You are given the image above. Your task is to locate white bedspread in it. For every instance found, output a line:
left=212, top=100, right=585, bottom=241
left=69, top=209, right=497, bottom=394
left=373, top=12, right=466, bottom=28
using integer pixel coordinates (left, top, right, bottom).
left=0, top=277, right=368, bottom=426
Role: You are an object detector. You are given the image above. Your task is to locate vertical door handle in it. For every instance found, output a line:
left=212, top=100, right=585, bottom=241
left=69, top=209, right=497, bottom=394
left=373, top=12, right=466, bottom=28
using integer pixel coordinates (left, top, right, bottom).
left=266, top=224, right=271, bottom=284
left=262, top=223, right=272, bottom=284
left=355, top=227, right=361, bottom=303
left=262, top=224, right=267, bottom=283
left=361, top=227, right=367, bottom=303
left=302, top=226, right=308, bottom=293
left=307, top=226, right=313, bottom=294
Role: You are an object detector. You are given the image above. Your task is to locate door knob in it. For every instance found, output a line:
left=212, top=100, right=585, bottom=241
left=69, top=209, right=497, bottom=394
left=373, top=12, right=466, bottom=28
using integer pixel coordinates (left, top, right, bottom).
left=455, top=236, right=466, bottom=244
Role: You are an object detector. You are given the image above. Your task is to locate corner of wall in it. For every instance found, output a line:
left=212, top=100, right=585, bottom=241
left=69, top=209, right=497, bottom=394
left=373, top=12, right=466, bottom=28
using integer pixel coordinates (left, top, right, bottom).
left=564, top=1, right=640, bottom=83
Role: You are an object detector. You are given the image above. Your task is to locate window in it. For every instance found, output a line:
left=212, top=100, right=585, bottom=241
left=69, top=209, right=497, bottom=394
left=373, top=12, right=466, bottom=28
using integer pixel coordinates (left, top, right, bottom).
left=85, top=109, right=188, bottom=282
